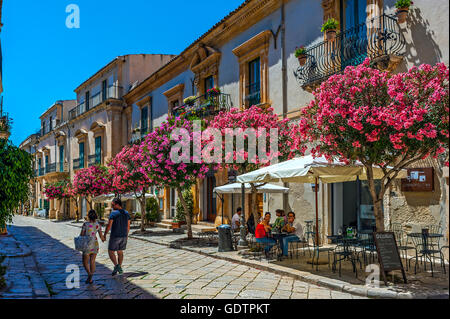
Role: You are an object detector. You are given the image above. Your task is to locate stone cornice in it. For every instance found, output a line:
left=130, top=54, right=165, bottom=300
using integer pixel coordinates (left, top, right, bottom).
left=124, top=0, right=281, bottom=105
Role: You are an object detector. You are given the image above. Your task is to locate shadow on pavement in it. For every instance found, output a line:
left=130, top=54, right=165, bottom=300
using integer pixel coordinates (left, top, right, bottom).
left=7, top=225, right=157, bottom=299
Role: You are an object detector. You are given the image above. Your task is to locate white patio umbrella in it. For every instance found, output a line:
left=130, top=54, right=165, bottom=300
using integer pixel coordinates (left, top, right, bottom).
left=92, top=192, right=156, bottom=203
left=237, top=155, right=407, bottom=244
left=213, top=182, right=289, bottom=194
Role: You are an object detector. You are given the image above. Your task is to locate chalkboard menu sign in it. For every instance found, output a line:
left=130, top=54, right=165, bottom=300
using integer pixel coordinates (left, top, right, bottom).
left=401, top=167, right=434, bottom=192
left=373, top=232, right=407, bottom=284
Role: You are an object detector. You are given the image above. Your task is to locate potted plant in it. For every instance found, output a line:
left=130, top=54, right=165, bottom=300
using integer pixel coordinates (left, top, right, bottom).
left=172, top=189, right=193, bottom=228
left=0, top=116, right=11, bottom=140
left=295, top=46, right=308, bottom=66
left=145, top=196, right=160, bottom=226
left=207, top=87, right=221, bottom=97
left=395, top=0, right=413, bottom=24
left=183, top=96, right=197, bottom=106
left=321, top=18, right=339, bottom=41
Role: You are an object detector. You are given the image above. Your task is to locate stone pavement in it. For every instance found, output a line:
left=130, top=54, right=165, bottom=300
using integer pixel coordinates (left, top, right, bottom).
left=3, top=215, right=363, bottom=299
left=0, top=234, right=50, bottom=299
left=126, top=226, right=449, bottom=299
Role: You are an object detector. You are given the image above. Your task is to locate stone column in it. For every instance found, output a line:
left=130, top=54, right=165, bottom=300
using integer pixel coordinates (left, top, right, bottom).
left=49, top=199, right=56, bottom=219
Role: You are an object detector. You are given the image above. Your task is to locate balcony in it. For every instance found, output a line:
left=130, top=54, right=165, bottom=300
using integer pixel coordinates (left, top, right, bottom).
left=73, top=158, right=84, bottom=170
left=0, top=111, right=12, bottom=139
left=172, top=93, right=232, bottom=118
left=294, top=14, right=405, bottom=91
left=69, top=85, right=122, bottom=121
left=38, top=168, right=44, bottom=176
left=45, top=163, right=56, bottom=174
left=88, top=154, right=102, bottom=167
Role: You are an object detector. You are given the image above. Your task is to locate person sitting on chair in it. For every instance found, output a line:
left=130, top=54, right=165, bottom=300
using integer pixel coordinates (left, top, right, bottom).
left=255, top=212, right=276, bottom=254
left=281, top=212, right=304, bottom=257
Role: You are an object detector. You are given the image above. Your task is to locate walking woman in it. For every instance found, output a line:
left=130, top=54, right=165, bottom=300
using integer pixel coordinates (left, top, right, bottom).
left=80, top=209, right=105, bottom=284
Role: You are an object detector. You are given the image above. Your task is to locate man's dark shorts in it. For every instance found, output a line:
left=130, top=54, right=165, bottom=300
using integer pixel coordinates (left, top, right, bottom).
left=108, top=237, right=127, bottom=251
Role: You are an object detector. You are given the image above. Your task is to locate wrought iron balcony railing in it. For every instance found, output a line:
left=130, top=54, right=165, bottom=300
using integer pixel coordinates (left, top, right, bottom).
left=69, top=85, right=122, bottom=121
left=38, top=168, right=45, bottom=176
left=45, top=163, right=56, bottom=174
left=73, top=158, right=84, bottom=170
left=294, top=13, right=405, bottom=89
left=88, top=154, right=101, bottom=167
left=172, top=93, right=232, bottom=118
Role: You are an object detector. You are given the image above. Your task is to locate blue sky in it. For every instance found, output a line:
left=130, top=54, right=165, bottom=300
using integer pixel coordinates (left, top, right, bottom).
left=2, top=0, right=243, bottom=145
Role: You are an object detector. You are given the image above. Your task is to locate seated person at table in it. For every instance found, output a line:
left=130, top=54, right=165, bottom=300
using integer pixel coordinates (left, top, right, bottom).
left=255, top=212, right=276, bottom=253
left=272, top=209, right=285, bottom=231
left=247, top=212, right=256, bottom=235
left=231, top=207, right=242, bottom=232
left=281, top=212, right=304, bottom=257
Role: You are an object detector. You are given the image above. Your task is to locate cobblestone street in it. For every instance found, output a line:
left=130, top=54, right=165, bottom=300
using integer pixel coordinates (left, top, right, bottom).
left=1, top=216, right=363, bottom=299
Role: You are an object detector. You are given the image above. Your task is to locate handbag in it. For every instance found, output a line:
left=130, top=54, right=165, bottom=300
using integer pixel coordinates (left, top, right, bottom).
left=74, top=235, right=95, bottom=252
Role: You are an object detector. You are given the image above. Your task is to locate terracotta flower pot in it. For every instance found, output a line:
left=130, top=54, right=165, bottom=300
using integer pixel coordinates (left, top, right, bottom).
left=326, top=29, right=337, bottom=41
left=0, top=227, right=7, bottom=236
left=396, top=7, right=409, bottom=24
left=172, top=222, right=181, bottom=229
left=297, top=54, right=307, bottom=66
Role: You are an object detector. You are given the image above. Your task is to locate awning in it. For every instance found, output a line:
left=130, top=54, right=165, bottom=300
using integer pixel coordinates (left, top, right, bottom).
left=237, top=155, right=407, bottom=184
left=213, top=182, right=289, bottom=194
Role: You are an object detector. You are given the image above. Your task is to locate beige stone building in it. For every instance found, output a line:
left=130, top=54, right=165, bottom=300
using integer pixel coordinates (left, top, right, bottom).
left=19, top=0, right=448, bottom=250
left=124, top=0, right=449, bottom=243
left=22, top=54, right=175, bottom=220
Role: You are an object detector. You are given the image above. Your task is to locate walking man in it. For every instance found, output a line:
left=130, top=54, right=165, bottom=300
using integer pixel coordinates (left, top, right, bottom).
left=104, top=198, right=131, bottom=276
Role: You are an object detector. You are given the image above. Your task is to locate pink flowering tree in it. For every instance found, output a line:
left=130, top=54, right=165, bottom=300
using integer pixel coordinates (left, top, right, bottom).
left=43, top=179, right=71, bottom=220
left=43, top=180, right=70, bottom=200
left=140, top=116, right=210, bottom=239
left=72, top=165, right=112, bottom=211
left=207, top=106, right=302, bottom=224
left=109, top=143, right=156, bottom=232
left=297, top=59, right=449, bottom=230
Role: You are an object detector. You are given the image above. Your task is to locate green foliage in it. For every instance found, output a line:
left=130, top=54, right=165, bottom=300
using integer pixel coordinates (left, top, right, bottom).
left=0, top=140, right=33, bottom=229
left=395, top=0, right=412, bottom=9
left=321, top=18, right=339, bottom=32
left=175, top=189, right=194, bottom=222
left=145, top=196, right=160, bottom=222
left=295, top=46, right=307, bottom=57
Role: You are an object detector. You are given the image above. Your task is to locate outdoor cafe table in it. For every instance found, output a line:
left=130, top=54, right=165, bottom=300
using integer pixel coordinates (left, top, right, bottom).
left=269, top=230, right=290, bottom=259
left=407, top=232, right=444, bottom=276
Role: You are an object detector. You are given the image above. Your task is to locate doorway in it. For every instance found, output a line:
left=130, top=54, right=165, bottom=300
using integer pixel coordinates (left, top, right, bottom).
left=332, top=179, right=378, bottom=234
left=202, top=175, right=217, bottom=222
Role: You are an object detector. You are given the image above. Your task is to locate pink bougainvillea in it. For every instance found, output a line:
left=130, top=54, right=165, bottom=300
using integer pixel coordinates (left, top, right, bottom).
left=140, top=116, right=210, bottom=238
left=109, top=143, right=155, bottom=231
left=296, top=59, right=449, bottom=230
left=43, top=180, right=69, bottom=200
left=207, top=105, right=303, bottom=174
left=72, top=165, right=112, bottom=208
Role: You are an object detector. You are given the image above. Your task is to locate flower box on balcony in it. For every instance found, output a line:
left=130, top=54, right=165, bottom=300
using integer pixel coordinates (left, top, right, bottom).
left=207, top=87, right=220, bottom=97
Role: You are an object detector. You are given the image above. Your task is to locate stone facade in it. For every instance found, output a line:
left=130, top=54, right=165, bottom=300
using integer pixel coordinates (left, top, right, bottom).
left=18, top=0, right=449, bottom=250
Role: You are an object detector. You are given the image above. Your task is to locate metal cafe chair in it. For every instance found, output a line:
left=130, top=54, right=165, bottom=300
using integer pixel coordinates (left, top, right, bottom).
left=288, top=238, right=309, bottom=259
left=425, top=224, right=443, bottom=250
left=332, top=238, right=359, bottom=278
left=392, top=228, right=415, bottom=271
left=409, top=233, right=446, bottom=276
left=310, top=230, right=334, bottom=271
left=356, top=236, right=377, bottom=268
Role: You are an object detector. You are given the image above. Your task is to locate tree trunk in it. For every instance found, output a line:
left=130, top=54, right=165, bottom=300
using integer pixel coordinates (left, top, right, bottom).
left=139, top=195, right=146, bottom=233
left=365, top=165, right=386, bottom=231
left=250, top=183, right=259, bottom=226
left=177, top=187, right=192, bottom=239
